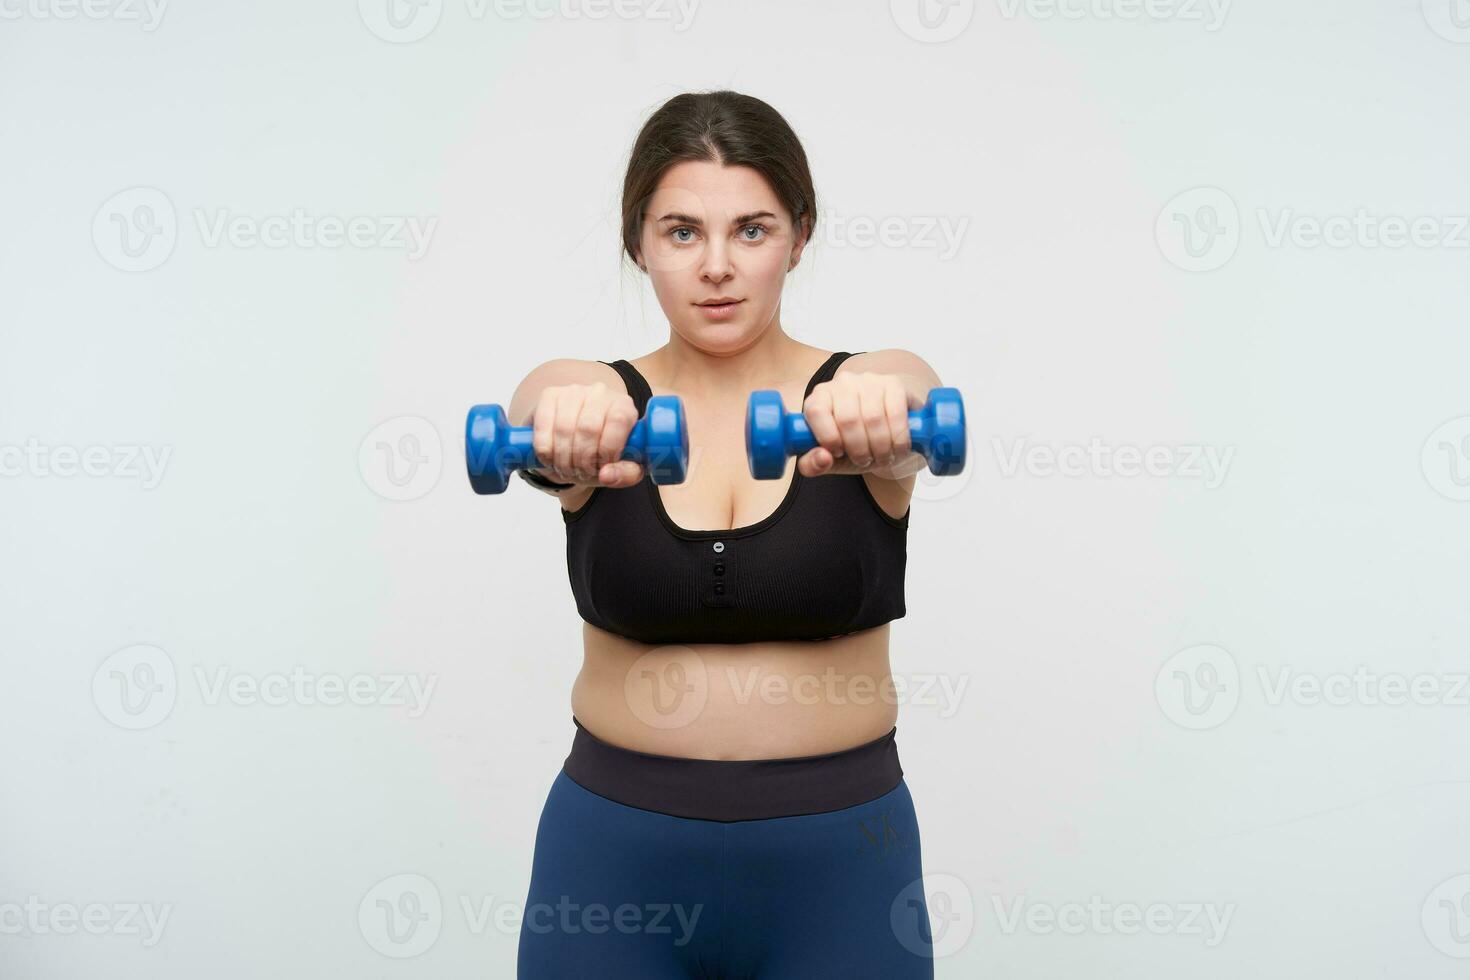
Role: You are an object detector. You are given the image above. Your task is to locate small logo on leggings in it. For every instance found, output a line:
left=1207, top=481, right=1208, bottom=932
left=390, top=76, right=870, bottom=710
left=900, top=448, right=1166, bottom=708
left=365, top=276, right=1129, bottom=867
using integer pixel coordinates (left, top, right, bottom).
left=856, top=808, right=909, bottom=859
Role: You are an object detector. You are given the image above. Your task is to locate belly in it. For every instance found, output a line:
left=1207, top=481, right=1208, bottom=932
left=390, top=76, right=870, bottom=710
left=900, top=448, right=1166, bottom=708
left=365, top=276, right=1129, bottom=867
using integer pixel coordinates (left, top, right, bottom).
left=570, top=621, right=900, bottom=760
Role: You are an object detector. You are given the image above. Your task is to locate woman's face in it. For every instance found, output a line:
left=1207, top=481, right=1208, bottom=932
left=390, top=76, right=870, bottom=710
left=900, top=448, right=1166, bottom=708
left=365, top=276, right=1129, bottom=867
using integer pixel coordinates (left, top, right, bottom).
left=636, top=159, right=808, bottom=354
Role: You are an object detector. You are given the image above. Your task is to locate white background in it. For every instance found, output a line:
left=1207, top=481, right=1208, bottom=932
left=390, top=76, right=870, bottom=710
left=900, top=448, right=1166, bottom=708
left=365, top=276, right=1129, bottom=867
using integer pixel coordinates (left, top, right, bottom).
left=3, top=0, right=1469, bottom=976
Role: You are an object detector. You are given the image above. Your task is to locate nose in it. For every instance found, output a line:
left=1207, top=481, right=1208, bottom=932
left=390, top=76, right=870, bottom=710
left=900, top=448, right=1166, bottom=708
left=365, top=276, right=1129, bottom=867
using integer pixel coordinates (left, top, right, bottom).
left=699, top=236, right=732, bottom=284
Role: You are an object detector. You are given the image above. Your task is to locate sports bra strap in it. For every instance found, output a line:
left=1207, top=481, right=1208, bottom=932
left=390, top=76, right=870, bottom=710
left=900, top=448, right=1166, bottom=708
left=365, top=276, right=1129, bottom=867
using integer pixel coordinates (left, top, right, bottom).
left=601, top=359, right=653, bottom=416
left=605, top=351, right=865, bottom=416
left=806, top=351, right=863, bottom=398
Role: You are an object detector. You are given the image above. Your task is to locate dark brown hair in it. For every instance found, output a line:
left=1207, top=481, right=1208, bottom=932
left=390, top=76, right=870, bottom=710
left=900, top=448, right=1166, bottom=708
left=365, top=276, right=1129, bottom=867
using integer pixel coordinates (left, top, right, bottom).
left=620, top=90, right=817, bottom=268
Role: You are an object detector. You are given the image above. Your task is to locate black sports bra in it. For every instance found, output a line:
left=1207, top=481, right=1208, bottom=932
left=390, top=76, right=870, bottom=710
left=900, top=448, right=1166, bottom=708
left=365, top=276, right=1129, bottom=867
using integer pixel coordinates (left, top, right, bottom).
left=562, top=352, right=909, bottom=645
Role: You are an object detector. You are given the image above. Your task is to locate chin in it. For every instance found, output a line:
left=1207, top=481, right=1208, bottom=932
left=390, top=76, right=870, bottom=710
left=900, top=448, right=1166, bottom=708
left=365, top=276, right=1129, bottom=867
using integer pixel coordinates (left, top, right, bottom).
left=675, top=323, right=758, bottom=352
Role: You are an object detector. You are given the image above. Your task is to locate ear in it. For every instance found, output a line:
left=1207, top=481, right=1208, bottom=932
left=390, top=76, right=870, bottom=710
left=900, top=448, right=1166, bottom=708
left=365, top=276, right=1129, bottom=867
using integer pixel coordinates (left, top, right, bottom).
left=787, top=212, right=811, bottom=272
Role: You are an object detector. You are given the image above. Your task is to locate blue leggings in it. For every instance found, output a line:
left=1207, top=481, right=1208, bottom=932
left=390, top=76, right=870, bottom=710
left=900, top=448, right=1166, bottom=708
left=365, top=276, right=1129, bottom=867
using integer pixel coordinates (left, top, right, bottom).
left=516, top=722, right=935, bottom=979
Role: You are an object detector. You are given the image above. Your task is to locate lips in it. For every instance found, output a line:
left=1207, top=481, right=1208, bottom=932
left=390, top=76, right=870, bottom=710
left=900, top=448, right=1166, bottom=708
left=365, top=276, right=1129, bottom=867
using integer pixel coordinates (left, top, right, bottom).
left=695, top=298, right=743, bottom=320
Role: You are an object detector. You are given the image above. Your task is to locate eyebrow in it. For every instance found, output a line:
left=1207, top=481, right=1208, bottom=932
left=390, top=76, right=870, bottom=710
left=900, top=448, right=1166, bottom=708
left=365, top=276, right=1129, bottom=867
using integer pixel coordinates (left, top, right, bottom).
left=654, top=210, right=778, bottom=227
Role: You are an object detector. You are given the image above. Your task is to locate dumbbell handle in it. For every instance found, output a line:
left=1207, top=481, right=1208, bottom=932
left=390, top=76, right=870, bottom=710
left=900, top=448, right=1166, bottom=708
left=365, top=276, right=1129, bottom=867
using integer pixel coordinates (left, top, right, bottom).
left=779, top=411, right=950, bottom=460
left=479, top=419, right=651, bottom=473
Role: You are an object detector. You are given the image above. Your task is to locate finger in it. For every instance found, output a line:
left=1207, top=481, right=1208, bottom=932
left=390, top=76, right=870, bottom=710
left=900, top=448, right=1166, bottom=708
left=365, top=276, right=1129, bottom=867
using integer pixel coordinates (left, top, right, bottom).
left=598, top=394, right=638, bottom=471
left=552, top=389, right=586, bottom=479
left=831, top=385, right=870, bottom=468
left=796, top=446, right=833, bottom=478
left=571, top=386, right=608, bottom=480
left=803, top=388, right=843, bottom=461
left=860, top=383, right=892, bottom=465
left=601, top=459, right=644, bottom=488
left=884, top=379, right=911, bottom=465
left=531, top=388, right=558, bottom=474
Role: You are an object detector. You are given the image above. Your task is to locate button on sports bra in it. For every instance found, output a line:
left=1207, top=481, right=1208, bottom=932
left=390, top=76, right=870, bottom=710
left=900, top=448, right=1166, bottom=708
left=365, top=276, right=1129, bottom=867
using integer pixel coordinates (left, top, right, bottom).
left=562, top=351, right=909, bottom=645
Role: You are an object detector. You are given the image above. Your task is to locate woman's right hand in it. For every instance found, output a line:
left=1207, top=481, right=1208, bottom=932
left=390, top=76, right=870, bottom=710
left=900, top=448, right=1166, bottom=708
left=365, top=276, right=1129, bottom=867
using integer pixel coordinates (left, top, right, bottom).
left=527, top=382, right=646, bottom=488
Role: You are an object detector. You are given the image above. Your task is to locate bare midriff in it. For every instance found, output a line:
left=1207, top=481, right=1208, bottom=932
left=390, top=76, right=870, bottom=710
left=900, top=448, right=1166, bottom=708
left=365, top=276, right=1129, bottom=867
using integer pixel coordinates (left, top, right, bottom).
left=570, top=621, right=899, bottom=760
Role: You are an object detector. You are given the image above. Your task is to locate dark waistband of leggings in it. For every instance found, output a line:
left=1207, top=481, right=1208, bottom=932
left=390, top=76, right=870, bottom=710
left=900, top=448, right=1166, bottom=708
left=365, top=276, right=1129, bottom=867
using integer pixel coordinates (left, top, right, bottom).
left=560, top=715, right=904, bottom=822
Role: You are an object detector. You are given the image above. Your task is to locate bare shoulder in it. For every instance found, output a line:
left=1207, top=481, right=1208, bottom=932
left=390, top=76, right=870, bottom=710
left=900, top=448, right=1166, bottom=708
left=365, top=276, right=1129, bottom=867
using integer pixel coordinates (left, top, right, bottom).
left=840, top=349, right=943, bottom=388
left=514, top=357, right=623, bottom=392
left=507, top=358, right=629, bottom=424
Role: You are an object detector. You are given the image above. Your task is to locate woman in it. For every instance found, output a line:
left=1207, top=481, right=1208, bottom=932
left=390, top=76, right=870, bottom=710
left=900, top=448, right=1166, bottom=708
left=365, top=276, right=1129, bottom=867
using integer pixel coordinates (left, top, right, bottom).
left=509, top=90, right=942, bottom=978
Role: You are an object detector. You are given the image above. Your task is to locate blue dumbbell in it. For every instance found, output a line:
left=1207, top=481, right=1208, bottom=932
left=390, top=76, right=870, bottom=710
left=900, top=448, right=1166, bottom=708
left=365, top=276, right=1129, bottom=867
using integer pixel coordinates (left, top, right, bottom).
left=465, top=395, right=689, bottom=495
left=745, top=387, right=966, bottom=480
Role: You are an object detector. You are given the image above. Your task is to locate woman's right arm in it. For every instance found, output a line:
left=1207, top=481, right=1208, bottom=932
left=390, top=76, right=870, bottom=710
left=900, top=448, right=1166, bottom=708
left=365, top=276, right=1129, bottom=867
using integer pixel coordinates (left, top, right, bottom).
left=507, top=359, right=646, bottom=504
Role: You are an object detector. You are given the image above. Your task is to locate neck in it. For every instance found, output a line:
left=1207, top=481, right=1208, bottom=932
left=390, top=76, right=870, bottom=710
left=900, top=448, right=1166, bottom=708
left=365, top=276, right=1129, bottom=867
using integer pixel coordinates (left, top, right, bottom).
left=653, top=320, right=816, bottom=398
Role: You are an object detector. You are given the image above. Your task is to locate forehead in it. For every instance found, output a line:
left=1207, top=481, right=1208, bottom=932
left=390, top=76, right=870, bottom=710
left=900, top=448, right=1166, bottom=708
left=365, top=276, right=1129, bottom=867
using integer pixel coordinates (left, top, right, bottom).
left=648, top=160, right=780, bottom=217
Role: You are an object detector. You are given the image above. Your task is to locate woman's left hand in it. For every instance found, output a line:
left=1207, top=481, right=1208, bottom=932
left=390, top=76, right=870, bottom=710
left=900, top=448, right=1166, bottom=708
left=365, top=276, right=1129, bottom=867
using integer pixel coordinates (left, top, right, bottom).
left=796, top=371, right=920, bottom=478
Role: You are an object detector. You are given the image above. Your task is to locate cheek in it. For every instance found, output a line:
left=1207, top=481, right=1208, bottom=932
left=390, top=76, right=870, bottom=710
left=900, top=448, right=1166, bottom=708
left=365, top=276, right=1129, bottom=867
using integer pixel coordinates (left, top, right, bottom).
left=745, top=247, right=791, bottom=296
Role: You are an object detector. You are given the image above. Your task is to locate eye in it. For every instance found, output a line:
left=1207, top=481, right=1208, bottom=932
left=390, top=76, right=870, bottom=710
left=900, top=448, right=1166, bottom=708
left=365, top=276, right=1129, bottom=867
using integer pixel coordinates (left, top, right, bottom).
left=740, top=223, right=770, bottom=241
left=669, top=226, right=696, bottom=244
